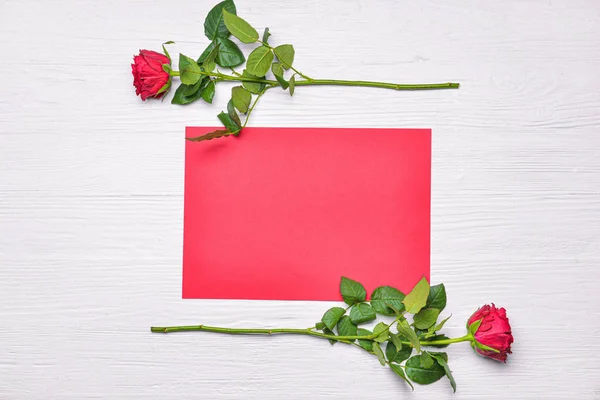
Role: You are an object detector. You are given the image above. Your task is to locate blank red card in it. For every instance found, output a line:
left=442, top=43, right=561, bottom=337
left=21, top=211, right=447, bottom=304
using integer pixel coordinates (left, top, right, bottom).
left=183, top=127, right=430, bottom=301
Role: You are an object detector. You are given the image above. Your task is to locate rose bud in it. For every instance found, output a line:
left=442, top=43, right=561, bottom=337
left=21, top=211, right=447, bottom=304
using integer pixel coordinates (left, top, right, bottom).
left=467, top=304, right=513, bottom=362
left=131, top=50, right=171, bottom=100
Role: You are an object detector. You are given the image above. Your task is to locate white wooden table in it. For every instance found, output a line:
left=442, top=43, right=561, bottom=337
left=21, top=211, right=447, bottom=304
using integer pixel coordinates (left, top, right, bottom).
left=1, top=0, right=600, bottom=398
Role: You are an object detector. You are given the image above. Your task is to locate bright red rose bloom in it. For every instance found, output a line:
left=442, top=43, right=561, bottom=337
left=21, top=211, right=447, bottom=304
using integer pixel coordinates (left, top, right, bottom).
left=132, top=50, right=171, bottom=100
left=468, top=304, right=513, bottom=362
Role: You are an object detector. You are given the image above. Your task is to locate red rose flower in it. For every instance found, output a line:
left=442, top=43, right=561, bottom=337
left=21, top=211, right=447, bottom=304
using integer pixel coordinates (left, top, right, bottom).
left=467, top=304, right=513, bottom=362
left=131, top=50, right=171, bottom=100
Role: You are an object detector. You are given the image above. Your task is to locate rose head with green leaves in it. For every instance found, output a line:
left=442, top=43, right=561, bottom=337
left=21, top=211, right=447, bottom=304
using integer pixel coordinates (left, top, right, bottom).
left=131, top=49, right=172, bottom=100
left=152, top=276, right=513, bottom=392
left=131, top=0, right=460, bottom=142
left=467, top=304, right=514, bottom=362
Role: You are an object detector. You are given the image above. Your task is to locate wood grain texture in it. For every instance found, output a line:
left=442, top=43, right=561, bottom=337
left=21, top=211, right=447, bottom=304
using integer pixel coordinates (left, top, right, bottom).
left=1, top=0, right=600, bottom=398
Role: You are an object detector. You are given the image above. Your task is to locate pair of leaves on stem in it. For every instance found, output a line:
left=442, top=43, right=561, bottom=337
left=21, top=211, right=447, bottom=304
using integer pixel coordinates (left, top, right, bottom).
left=340, top=276, right=408, bottom=312
left=245, top=44, right=294, bottom=81
left=201, top=0, right=245, bottom=67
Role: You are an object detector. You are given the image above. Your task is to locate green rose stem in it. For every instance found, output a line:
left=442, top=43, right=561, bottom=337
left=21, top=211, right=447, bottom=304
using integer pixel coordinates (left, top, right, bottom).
left=149, top=324, right=473, bottom=347
left=168, top=70, right=459, bottom=91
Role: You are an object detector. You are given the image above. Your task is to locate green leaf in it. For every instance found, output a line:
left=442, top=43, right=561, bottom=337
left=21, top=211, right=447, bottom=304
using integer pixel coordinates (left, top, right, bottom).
left=198, top=43, right=215, bottom=64
left=403, top=277, right=429, bottom=314
left=430, top=353, right=456, bottom=392
left=405, top=355, right=445, bottom=385
left=468, top=318, right=482, bottom=335
left=426, top=324, right=437, bottom=335
left=204, top=61, right=216, bottom=74
left=162, top=41, right=175, bottom=61
left=222, top=9, right=258, bottom=43
left=390, top=363, right=414, bottom=390
left=227, top=99, right=242, bottom=126
left=420, top=351, right=434, bottom=368
left=271, top=62, right=289, bottom=89
left=183, top=77, right=204, bottom=96
left=179, top=54, right=202, bottom=85
left=370, top=286, right=406, bottom=315
left=246, top=46, right=274, bottom=77
left=423, top=334, right=450, bottom=348
left=321, top=307, right=345, bottom=331
left=336, top=316, right=357, bottom=341
left=242, top=70, right=266, bottom=94
left=274, top=44, right=295, bottom=69
left=289, top=75, right=295, bottom=96
left=201, top=42, right=220, bottom=73
left=385, top=341, right=413, bottom=364
left=198, top=39, right=245, bottom=68
left=389, top=332, right=403, bottom=351
left=372, top=322, right=389, bottom=343
left=357, top=328, right=373, bottom=352
left=262, top=27, right=271, bottom=43
left=204, top=0, right=236, bottom=40
left=435, top=315, right=452, bottom=332
left=215, top=37, right=245, bottom=67
left=414, top=327, right=428, bottom=339
left=397, top=319, right=421, bottom=352
left=171, top=80, right=204, bottom=105
left=203, top=44, right=219, bottom=64
left=429, top=352, right=448, bottom=362
left=340, top=277, right=367, bottom=305
left=426, top=283, right=447, bottom=312
left=201, top=80, right=216, bottom=104
left=372, top=342, right=386, bottom=366
left=474, top=340, right=501, bottom=353
left=387, top=304, right=405, bottom=317
left=270, top=62, right=286, bottom=80
left=315, top=321, right=325, bottom=330
left=187, top=129, right=231, bottom=142
left=155, top=80, right=172, bottom=97
left=323, top=327, right=337, bottom=345
left=231, top=86, right=252, bottom=113
left=413, top=308, right=440, bottom=330
left=217, top=111, right=241, bottom=133
left=349, top=303, right=376, bottom=325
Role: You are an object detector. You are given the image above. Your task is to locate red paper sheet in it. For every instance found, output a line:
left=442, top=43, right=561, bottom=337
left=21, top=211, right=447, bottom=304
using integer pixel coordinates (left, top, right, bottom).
left=183, top=127, right=430, bottom=301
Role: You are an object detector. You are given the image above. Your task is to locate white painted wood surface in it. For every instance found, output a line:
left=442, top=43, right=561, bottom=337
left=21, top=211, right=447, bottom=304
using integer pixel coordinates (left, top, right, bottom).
left=1, top=0, right=600, bottom=398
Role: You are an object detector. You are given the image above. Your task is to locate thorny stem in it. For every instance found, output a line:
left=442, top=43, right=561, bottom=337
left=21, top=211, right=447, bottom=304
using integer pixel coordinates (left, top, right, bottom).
left=150, top=324, right=473, bottom=348
left=151, top=325, right=370, bottom=341
left=169, top=69, right=459, bottom=91
left=258, top=40, right=312, bottom=80
left=292, top=79, right=459, bottom=90
left=229, top=67, right=243, bottom=77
